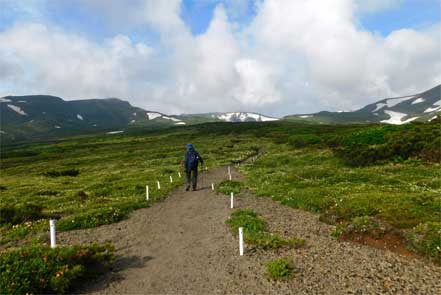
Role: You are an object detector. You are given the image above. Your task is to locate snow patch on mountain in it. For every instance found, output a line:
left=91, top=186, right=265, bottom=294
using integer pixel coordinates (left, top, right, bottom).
left=424, top=100, right=441, bottom=113
left=7, top=104, right=27, bottom=115
left=147, top=112, right=162, bottom=120
left=299, top=115, right=312, bottom=118
left=381, top=111, right=418, bottom=125
left=107, top=130, right=124, bottom=134
left=0, top=98, right=11, bottom=103
left=162, top=116, right=181, bottom=122
left=54, top=125, right=61, bottom=129
left=175, top=122, right=186, bottom=125
left=411, top=97, right=425, bottom=104
left=217, top=112, right=279, bottom=122
left=77, top=114, right=84, bottom=120
left=372, top=103, right=387, bottom=112
left=384, top=96, right=414, bottom=108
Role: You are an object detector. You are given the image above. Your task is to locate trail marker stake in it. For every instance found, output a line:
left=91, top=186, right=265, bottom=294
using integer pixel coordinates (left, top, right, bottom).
left=49, top=219, right=56, bottom=248
left=170, top=175, right=173, bottom=183
left=146, top=185, right=149, bottom=201
left=230, top=192, right=234, bottom=209
left=229, top=174, right=232, bottom=181
left=157, top=181, right=161, bottom=190
left=239, top=227, right=244, bottom=256
left=178, top=172, right=181, bottom=178
left=211, top=183, right=214, bottom=191
left=228, top=166, right=231, bottom=175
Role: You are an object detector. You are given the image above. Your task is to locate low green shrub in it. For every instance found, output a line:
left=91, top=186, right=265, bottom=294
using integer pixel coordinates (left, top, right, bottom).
left=335, top=121, right=440, bottom=166
left=0, top=243, right=114, bottom=294
left=57, top=207, right=128, bottom=231
left=288, top=134, right=322, bottom=148
left=407, top=222, right=441, bottom=265
left=216, top=180, right=243, bottom=195
left=266, top=258, right=294, bottom=280
left=0, top=203, right=46, bottom=226
left=43, top=169, right=79, bottom=177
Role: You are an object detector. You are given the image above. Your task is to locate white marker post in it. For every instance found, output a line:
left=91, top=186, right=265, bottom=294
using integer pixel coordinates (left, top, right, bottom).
left=49, top=219, right=56, bottom=248
left=205, top=166, right=208, bottom=171
left=170, top=175, right=173, bottom=183
left=228, top=166, right=231, bottom=176
left=211, top=183, right=214, bottom=191
left=229, top=174, right=232, bottom=181
left=146, top=185, right=149, bottom=201
left=230, top=192, right=234, bottom=209
left=157, top=181, right=161, bottom=190
left=239, top=227, right=244, bottom=256
left=178, top=172, right=181, bottom=178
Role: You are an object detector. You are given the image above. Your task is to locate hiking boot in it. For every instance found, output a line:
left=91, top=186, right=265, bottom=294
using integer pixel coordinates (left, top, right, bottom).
left=185, top=185, right=190, bottom=191
left=192, top=187, right=197, bottom=191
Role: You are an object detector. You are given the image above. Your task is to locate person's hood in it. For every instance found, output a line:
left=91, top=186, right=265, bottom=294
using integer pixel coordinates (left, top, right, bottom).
left=186, top=143, right=193, bottom=151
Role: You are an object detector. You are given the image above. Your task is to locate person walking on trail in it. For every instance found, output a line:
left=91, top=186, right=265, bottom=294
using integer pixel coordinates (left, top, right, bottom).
left=184, top=143, right=203, bottom=191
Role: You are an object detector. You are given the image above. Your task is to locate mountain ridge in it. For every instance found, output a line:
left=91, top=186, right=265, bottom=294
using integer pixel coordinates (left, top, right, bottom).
left=1, top=84, right=439, bottom=142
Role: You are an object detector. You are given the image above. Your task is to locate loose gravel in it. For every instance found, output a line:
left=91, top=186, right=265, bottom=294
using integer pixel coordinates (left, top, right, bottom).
left=58, top=167, right=440, bottom=294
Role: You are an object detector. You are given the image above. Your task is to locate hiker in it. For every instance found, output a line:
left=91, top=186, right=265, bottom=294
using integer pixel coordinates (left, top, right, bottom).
left=184, top=143, right=203, bottom=191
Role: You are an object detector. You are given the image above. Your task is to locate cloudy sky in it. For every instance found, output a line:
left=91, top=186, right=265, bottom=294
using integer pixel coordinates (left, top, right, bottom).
left=0, top=0, right=440, bottom=116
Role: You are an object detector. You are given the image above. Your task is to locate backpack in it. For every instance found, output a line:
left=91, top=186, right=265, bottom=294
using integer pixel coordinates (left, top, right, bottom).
left=187, top=150, right=199, bottom=170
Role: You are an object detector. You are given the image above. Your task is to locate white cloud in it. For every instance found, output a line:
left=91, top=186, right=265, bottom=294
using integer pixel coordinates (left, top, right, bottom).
left=0, top=0, right=440, bottom=116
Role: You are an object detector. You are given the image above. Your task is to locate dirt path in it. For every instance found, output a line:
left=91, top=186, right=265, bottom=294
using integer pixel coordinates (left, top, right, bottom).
left=59, top=167, right=440, bottom=294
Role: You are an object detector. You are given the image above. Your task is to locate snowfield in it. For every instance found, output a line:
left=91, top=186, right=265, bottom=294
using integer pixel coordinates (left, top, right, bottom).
left=7, top=104, right=27, bottom=115
left=411, top=97, right=425, bottom=104
left=77, top=114, right=84, bottom=120
left=424, top=100, right=441, bottom=113
left=147, top=112, right=162, bottom=120
left=0, top=98, right=12, bottom=103
left=372, top=103, right=387, bottom=112
left=217, top=112, right=279, bottom=122
left=380, top=111, right=418, bottom=125
left=107, top=130, right=124, bottom=134
left=384, top=96, right=414, bottom=108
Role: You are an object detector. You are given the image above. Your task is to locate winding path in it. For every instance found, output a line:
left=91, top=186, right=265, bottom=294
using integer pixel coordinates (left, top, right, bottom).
left=58, top=167, right=440, bottom=294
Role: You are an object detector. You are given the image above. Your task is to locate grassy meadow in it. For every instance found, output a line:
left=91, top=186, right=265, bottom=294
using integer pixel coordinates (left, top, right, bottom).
left=0, top=119, right=440, bottom=292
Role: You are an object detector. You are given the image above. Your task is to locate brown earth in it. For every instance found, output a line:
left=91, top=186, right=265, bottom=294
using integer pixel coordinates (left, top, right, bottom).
left=58, top=167, right=441, bottom=294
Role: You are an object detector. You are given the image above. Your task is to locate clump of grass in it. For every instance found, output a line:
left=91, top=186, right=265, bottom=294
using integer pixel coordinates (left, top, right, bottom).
left=227, top=209, right=267, bottom=233
left=226, top=209, right=305, bottom=250
left=57, top=207, right=128, bottom=231
left=43, top=169, right=79, bottom=177
left=216, top=180, right=243, bottom=195
left=266, top=258, right=294, bottom=280
left=36, top=190, right=59, bottom=196
left=0, top=243, right=114, bottom=294
left=407, top=222, right=441, bottom=265
left=0, top=203, right=46, bottom=226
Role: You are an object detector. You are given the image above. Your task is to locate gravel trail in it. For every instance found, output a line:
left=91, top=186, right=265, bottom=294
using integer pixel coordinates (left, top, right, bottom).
left=58, top=167, right=440, bottom=294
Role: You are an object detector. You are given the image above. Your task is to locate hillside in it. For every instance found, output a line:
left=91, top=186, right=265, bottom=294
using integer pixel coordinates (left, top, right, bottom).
left=285, top=84, right=441, bottom=124
left=1, top=120, right=440, bottom=293
left=0, top=95, right=185, bottom=142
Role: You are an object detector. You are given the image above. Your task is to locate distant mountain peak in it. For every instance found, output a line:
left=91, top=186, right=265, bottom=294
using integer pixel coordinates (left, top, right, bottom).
left=284, top=84, right=441, bottom=125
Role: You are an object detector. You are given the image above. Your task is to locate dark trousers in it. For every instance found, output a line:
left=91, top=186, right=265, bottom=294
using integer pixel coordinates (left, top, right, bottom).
left=186, top=168, right=198, bottom=189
